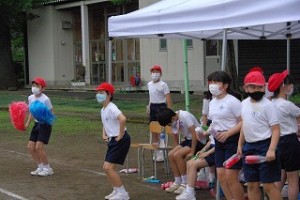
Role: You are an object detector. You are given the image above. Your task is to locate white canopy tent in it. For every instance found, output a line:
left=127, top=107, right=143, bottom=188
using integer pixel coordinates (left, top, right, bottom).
left=108, top=0, right=300, bottom=112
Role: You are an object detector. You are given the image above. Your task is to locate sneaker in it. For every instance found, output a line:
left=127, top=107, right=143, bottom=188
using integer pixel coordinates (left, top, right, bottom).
left=31, top=168, right=43, bottom=176
left=38, top=168, right=54, bottom=176
left=174, top=184, right=186, bottom=194
left=105, top=190, right=117, bottom=200
left=109, top=191, right=130, bottom=200
left=165, top=183, right=180, bottom=193
left=176, top=189, right=196, bottom=200
left=153, top=150, right=164, bottom=162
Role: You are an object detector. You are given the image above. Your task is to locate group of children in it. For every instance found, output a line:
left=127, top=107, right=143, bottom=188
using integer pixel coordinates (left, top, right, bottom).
left=25, top=64, right=299, bottom=200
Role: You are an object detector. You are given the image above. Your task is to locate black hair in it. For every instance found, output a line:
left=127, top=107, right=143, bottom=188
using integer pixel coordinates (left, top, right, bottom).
left=204, top=72, right=217, bottom=101
left=105, top=90, right=113, bottom=101
left=211, top=71, right=241, bottom=101
left=156, top=107, right=176, bottom=127
left=273, top=74, right=294, bottom=98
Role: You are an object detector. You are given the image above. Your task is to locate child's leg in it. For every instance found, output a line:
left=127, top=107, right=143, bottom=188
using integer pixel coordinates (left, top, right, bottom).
left=174, top=146, right=192, bottom=179
left=286, top=171, right=299, bottom=200
left=263, top=183, right=283, bottom=200
left=225, top=169, right=244, bottom=200
left=216, top=168, right=233, bottom=199
left=27, top=141, right=40, bottom=164
left=103, top=162, right=122, bottom=187
left=186, top=159, right=208, bottom=188
left=168, top=146, right=183, bottom=180
left=36, top=141, right=49, bottom=165
left=247, top=182, right=261, bottom=200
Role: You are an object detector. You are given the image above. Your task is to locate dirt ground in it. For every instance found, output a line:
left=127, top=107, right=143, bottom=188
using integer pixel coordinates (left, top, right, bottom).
left=0, top=125, right=216, bottom=200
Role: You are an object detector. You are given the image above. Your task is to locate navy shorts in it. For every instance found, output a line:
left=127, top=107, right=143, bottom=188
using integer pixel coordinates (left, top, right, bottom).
left=150, top=103, right=167, bottom=122
left=215, top=134, right=242, bottom=169
left=180, top=139, right=205, bottom=155
left=29, top=122, right=52, bottom=144
left=105, top=131, right=131, bottom=165
left=278, top=133, right=300, bottom=172
left=204, top=145, right=215, bottom=167
left=242, top=138, right=281, bottom=183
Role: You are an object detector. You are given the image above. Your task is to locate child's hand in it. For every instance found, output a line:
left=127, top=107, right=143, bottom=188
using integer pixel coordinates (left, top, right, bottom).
left=216, top=131, right=228, bottom=143
left=103, top=135, right=109, bottom=142
left=236, top=146, right=243, bottom=157
left=266, top=149, right=276, bottom=162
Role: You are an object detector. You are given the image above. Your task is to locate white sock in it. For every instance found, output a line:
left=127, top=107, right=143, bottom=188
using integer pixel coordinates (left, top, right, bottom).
left=181, top=175, right=187, bottom=185
left=43, top=164, right=50, bottom=169
left=174, top=177, right=182, bottom=184
left=116, top=185, right=126, bottom=193
left=38, top=163, right=43, bottom=170
left=186, top=185, right=195, bottom=194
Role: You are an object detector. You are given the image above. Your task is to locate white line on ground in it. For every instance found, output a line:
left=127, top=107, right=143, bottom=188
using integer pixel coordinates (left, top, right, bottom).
left=0, top=188, right=30, bottom=200
left=0, top=147, right=106, bottom=176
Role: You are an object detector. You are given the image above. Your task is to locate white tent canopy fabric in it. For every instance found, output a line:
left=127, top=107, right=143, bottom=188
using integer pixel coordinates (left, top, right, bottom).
left=109, top=0, right=300, bottom=40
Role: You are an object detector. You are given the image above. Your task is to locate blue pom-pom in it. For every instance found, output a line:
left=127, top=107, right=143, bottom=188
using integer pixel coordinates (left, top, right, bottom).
left=29, top=100, right=56, bottom=125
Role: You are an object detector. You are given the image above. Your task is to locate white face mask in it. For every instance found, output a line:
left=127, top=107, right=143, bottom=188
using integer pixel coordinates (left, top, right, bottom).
left=31, top=86, right=41, bottom=95
left=151, top=73, right=160, bottom=82
left=285, top=87, right=294, bottom=97
left=209, top=84, right=223, bottom=96
left=96, top=93, right=107, bottom=103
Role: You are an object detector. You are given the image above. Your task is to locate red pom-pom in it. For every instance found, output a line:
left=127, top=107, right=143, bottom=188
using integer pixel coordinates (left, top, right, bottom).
left=9, top=101, right=28, bottom=131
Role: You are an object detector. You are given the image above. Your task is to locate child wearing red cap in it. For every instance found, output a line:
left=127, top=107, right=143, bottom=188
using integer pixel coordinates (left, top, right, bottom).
left=268, top=70, right=300, bottom=200
left=238, top=71, right=282, bottom=200
left=96, top=82, right=131, bottom=200
left=147, top=65, right=172, bottom=162
left=25, top=77, right=54, bottom=176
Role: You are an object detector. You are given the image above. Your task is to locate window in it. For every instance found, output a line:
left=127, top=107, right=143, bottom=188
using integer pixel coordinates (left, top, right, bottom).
left=186, top=39, right=193, bottom=49
left=160, top=39, right=167, bottom=51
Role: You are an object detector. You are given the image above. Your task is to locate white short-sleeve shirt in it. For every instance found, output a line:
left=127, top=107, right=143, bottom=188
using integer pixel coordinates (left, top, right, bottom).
left=175, top=110, right=201, bottom=140
left=209, top=94, right=241, bottom=131
left=241, top=97, right=279, bottom=142
left=272, top=98, right=300, bottom=136
left=28, top=93, right=53, bottom=110
left=147, top=80, right=170, bottom=104
left=101, top=102, right=125, bottom=137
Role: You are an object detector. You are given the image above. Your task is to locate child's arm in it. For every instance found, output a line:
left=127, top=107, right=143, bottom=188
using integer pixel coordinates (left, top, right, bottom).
left=172, top=133, right=179, bottom=146
left=166, top=93, right=172, bottom=108
left=198, top=147, right=215, bottom=159
left=216, top=117, right=242, bottom=143
left=237, top=121, right=245, bottom=156
left=102, top=127, right=108, bottom=142
left=188, top=125, right=197, bottom=157
left=25, top=113, right=33, bottom=130
left=197, top=140, right=211, bottom=155
left=202, top=115, right=208, bottom=126
left=266, top=124, right=280, bottom=161
left=116, top=113, right=126, bottom=141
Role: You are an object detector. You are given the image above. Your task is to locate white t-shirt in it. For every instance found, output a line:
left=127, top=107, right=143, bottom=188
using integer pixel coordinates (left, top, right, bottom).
left=272, top=98, right=300, bottom=136
left=241, top=97, right=279, bottom=142
left=101, top=102, right=125, bottom=137
left=147, top=80, right=170, bottom=104
left=175, top=110, right=201, bottom=140
left=209, top=94, right=241, bottom=131
left=28, top=93, right=53, bottom=109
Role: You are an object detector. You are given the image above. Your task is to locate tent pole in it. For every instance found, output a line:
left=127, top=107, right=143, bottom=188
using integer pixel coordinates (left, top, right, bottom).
left=221, top=29, right=228, bottom=71
left=108, top=38, right=112, bottom=84
left=287, top=36, right=291, bottom=73
left=183, top=39, right=190, bottom=112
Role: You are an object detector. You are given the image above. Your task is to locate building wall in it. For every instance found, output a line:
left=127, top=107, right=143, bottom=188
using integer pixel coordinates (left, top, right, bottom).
left=139, top=0, right=206, bottom=92
left=27, top=6, right=74, bottom=86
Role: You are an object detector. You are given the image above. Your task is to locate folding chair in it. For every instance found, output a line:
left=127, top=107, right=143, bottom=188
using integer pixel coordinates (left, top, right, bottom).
left=140, top=121, right=173, bottom=179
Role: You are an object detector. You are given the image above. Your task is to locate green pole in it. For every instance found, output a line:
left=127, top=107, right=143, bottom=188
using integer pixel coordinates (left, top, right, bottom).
left=183, top=39, right=190, bottom=112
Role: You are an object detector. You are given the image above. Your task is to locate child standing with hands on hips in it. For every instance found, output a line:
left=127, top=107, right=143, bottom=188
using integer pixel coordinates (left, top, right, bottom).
left=268, top=70, right=300, bottom=200
left=96, top=82, right=131, bottom=200
left=25, top=77, right=54, bottom=177
left=238, top=70, right=282, bottom=200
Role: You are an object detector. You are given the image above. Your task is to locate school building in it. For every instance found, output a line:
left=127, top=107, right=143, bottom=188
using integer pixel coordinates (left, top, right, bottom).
left=26, top=0, right=300, bottom=92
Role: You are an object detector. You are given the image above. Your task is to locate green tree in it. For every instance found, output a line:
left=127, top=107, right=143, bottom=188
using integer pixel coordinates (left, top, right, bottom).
left=0, top=0, right=45, bottom=90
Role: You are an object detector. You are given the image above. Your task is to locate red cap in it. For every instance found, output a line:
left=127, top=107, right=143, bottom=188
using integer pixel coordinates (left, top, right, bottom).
left=32, top=77, right=47, bottom=87
left=249, top=66, right=264, bottom=73
left=96, top=82, right=115, bottom=95
left=244, top=71, right=265, bottom=86
left=267, top=70, right=288, bottom=92
left=150, top=65, right=162, bottom=74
